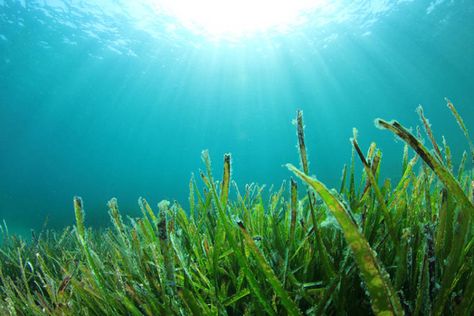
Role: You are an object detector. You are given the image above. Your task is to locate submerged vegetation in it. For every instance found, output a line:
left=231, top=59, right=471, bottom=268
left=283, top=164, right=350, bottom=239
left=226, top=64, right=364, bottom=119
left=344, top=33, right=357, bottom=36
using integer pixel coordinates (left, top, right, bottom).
left=1, top=99, right=473, bottom=315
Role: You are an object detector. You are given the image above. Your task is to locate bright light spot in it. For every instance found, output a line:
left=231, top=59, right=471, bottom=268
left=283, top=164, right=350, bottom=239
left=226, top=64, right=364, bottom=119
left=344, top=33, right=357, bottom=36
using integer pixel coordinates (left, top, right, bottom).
left=155, top=0, right=326, bottom=38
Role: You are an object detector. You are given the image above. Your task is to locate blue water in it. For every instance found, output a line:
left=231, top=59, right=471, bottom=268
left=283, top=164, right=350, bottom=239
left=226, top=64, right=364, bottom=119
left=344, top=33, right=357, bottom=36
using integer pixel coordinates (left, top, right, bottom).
left=0, top=0, right=473, bottom=234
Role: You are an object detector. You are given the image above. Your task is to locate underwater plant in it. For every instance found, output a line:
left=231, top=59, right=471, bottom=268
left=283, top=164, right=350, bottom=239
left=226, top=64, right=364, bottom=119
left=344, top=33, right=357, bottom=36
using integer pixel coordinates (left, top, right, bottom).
left=0, top=99, right=473, bottom=315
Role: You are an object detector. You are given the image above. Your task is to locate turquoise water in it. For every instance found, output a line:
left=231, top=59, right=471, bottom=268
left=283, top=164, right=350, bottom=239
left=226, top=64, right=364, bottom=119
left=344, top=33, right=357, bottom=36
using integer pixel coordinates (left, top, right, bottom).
left=0, top=0, right=473, bottom=234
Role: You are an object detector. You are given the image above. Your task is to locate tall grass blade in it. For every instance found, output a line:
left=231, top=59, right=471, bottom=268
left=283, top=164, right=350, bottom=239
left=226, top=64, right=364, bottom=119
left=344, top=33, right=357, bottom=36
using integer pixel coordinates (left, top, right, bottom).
left=445, top=97, right=474, bottom=160
left=375, top=119, right=474, bottom=214
left=289, top=178, right=298, bottom=245
left=417, top=105, right=443, bottom=161
left=295, top=110, right=335, bottom=280
left=352, top=138, right=398, bottom=245
left=287, top=164, right=404, bottom=316
left=238, top=221, right=303, bottom=316
left=220, top=153, right=231, bottom=207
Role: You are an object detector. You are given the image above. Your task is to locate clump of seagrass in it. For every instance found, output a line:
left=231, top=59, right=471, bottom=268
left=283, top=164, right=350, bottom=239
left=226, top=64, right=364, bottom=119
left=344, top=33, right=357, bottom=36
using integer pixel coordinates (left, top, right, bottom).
left=0, top=99, right=473, bottom=316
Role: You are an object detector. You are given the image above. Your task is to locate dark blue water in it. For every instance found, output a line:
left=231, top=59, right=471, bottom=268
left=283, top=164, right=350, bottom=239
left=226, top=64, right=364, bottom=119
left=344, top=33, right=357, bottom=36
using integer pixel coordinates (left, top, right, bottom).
left=1, top=0, right=473, bottom=234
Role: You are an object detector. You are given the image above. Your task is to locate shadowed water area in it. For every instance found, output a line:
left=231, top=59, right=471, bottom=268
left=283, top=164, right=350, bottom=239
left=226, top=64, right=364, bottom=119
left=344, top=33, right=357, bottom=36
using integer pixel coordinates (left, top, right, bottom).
left=0, top=0, right=473, bottom=234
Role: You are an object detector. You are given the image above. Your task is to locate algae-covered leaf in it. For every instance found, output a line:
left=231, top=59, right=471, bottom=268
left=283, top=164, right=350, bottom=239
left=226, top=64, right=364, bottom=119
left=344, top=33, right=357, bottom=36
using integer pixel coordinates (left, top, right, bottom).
left=445, top=97, right=474, bottom=161
left=417, top=105, right=443, bottom=161
left=220, top=153, right=231, bottom=207
left=352, top=138, right=398, bottom=245
left=376, top=119, right=474, bottom=215
left=289, top=177, right=298, bottom=245
left=73, top=196, right=86, bottom=242
left=286, top=164, right=404, bottom=316
left=238, top=221, right=303, bottom=316
left=201, top=151, right=277, bottom=316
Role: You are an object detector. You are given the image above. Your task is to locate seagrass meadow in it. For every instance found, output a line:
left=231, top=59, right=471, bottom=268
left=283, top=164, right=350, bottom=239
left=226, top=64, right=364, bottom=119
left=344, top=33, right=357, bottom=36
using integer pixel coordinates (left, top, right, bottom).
left=0, top=100, right=472, bottom=316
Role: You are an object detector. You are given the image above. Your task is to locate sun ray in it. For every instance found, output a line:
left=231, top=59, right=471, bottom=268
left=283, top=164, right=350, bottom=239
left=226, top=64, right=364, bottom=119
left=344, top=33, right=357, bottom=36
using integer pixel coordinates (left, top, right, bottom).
left=154, top=0, right=326, bottom=38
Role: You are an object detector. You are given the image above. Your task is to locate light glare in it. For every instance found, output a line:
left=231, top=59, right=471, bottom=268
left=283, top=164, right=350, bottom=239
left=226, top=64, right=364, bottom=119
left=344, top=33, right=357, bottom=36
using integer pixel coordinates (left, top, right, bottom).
left=156, top=0, right=325, bottom=38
